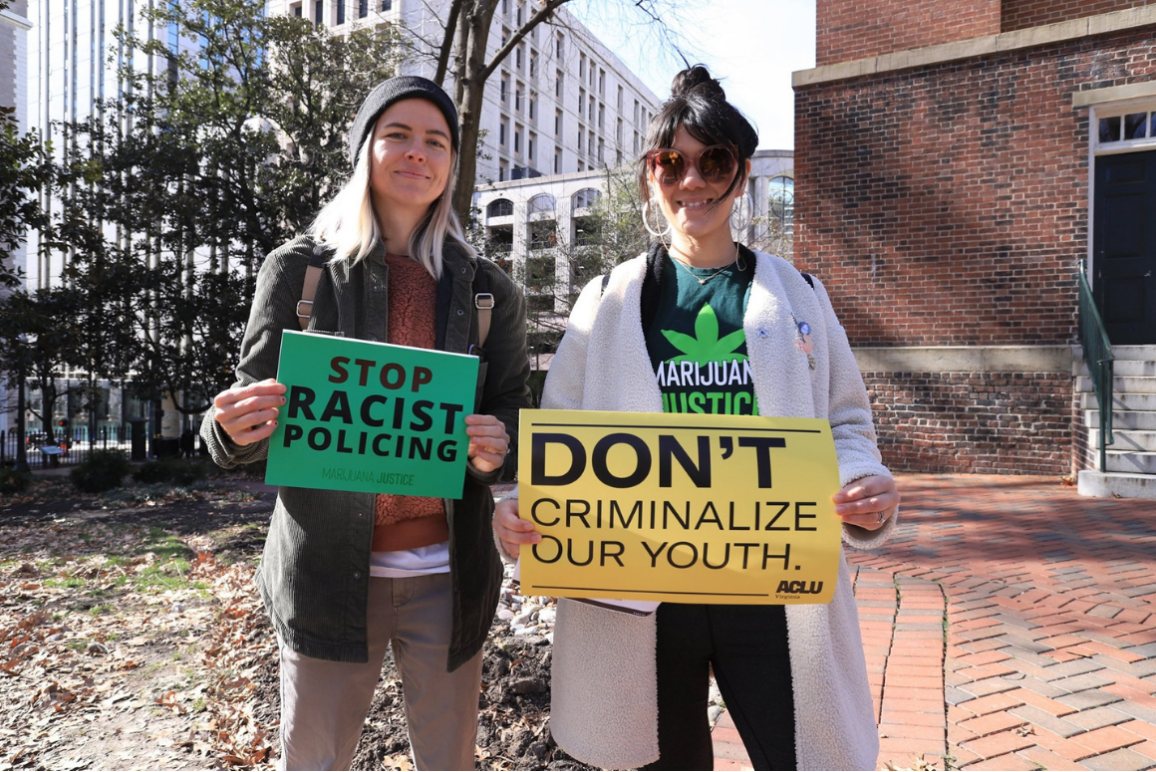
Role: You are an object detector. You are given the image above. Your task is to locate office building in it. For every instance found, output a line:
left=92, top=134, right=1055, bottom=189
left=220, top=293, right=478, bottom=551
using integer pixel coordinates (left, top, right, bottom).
left=264, top=0, right=663, bottom=183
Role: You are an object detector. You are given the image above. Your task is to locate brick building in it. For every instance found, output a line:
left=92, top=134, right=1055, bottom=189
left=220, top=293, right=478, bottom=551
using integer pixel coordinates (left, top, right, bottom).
left=793, top=2, right=1156, bottom=492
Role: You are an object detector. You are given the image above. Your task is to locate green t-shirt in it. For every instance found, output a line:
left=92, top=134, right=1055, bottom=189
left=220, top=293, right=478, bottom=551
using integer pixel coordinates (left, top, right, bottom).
left=647, top=252, right=757, bottom=415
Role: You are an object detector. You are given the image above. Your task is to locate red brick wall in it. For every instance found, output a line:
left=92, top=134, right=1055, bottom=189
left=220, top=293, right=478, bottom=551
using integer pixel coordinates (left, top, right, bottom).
left=817, top=0, right=1001, bottom=66
left=1072, top=386, right=1091, bottom=475
left=797, top=30, right=1156, bottom=347
left=796, top=28, right=1156, bottom=472
left=1002, top=0, right=1153, bottom=33
left=866, top=372, right=1072, bottom=473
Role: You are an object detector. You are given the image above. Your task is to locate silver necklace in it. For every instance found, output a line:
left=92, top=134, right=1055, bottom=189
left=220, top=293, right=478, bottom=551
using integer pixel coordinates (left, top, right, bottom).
left=669, top=243, right=745, bottom=285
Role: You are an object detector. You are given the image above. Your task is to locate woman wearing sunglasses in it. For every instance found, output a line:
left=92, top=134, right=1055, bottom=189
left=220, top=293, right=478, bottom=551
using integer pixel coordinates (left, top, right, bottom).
left=493, top=65, right=898, bottom=771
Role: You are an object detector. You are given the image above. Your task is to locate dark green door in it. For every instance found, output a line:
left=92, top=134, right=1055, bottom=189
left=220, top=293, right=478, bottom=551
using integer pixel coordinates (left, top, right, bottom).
left=1094, top=150, right=1156, bottom=345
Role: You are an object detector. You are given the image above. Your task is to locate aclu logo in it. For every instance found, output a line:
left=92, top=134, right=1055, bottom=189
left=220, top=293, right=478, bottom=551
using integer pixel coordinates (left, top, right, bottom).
left=775, top=580, right=823, bottom=595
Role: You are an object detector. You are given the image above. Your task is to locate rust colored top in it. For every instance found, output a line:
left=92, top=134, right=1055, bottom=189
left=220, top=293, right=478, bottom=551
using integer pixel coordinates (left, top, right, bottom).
left=372, top=253, right=448, bottom=552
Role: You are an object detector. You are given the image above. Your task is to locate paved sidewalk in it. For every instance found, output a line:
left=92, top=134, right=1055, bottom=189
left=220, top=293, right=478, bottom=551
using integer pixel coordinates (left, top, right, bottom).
left=712, top=473, right=1156, bottom=771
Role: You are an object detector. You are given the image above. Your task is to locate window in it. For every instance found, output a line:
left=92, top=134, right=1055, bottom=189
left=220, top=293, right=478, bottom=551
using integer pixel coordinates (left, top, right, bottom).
left=598, top=104, right=604, bottom=131
left=514, top=125, right=523, bottom=154
left=579, top=53, right=586, bottom=81
left=616, top=117, right=622, bottom=145
left=500, top=75, right=509, bottom=105
left=598, top=138, right=604, bottom=163
left=768, top=176, right=795, bottom=236
left=555, top=70, right=563, bottom=99
left=556, top=33, right=563, bottom=59
left=337, top=0, right=345, bottom=24
left=578, top=160, right=584, bottom=172
left=501, top=27, right=510, bottom=46
left=578, top=124, right=585, bottom=154
left=515, top=84, right=524, bottom=113
left=314, top=0, right=323, bottom=25
left=488, top=199, right=514, bottom=218
left=499, top=161, right=508, bottom=182
left=516, top=44, right=524, bottom=71
left=554, top=147, right=561, bottom=174
left=555, top=109, right=562, bottom=136
left=502, top=0, right=509, bottom=15
left=529, top=92, right=537, bottom=122
left=617, top=85, right=623, bottom=111
left=499, top=118, right=508, bottom=147
left=358, top=0, right=367, bottom=17
left=168, top=5, right=181, bottom=51
left=578, top=88, right=585, bottom=118
left=381, top=0, right=391, bottom=9
left=598, top=69, right=605, bottom=97
left=588, top=130, right=595, bottom=156
left=1097, top=109, right=1156, bottom=146
left=589, top=96, right=596, bottom=124
left=573, top=188, right=601, bottom=209
left=530, top=51, right=538, bottom=80
left=516, top=1, right=523, bottom=25
left=529, top=132, right=537, bottom=162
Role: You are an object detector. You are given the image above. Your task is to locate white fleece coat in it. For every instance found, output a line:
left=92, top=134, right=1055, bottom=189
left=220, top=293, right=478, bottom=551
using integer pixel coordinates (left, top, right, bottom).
left=535, top=251, right=896, bottom=771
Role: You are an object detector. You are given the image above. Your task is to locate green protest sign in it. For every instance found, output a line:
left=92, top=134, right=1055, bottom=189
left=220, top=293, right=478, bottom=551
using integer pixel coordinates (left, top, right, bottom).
left=265, top=331, right=479, bottom=497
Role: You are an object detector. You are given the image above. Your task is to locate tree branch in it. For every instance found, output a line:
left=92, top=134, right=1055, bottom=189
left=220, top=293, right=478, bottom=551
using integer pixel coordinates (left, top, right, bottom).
left=434, top=0, right=467, bottom=86
left=480, top=0, right=570, bottom=83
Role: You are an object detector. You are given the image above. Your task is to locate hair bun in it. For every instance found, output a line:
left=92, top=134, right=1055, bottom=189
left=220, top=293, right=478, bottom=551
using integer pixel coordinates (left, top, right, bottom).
left=671, top=65, right=725, bottom=101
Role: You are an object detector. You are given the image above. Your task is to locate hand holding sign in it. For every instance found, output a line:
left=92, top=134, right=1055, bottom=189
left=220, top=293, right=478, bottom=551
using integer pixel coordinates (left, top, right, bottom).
left=465, top=414, right=510, bottom=474
left=213, top=378, right=288, bottom=446
left=835, top=475, right=900, bottom=530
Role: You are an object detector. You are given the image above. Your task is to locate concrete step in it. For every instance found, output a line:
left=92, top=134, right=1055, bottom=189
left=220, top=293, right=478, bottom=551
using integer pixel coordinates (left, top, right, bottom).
left=1085, top=410, right=1156, bottom=430
left=1073, top=344, right=1156, bottom=362
left=1077, top=359, right=1156, bottom=377
left=1111, top=345, right=1156, bottom=360
left=1105, top=450, right=1156, bottom=474
left=1075, top=375, right=1156, bottom=393
left=1080, top=392, right=1156, bottom=410
left=1078, top=470, right=1156, bottom=499
left=1089, top=429, right=1156, bottom=451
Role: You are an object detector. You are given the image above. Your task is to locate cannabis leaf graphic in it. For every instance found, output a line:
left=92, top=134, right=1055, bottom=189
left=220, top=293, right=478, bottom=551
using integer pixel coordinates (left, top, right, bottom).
left=661, top=304, right=747, bottom=365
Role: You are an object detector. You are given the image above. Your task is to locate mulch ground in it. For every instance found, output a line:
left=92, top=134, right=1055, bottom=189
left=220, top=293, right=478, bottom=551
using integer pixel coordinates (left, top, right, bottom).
left=0, top=472, right=589, bottom=771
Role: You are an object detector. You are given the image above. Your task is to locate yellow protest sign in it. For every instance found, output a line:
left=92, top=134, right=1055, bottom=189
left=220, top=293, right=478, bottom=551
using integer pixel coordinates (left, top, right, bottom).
left=518, top=409, right=843, bottom=605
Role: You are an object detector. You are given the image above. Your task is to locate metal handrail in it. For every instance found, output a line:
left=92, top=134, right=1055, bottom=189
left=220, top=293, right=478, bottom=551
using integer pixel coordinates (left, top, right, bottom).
left=1078, top=261, right=1114, bottom=471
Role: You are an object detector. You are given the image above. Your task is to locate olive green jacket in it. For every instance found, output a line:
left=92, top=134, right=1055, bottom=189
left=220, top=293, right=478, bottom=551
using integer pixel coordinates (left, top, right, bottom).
left=200, top=234, right=531, bottom=670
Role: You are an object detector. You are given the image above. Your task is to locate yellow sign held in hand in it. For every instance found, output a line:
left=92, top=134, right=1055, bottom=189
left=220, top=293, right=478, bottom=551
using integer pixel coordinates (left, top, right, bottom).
left=518, top=409, right=843, bottom=605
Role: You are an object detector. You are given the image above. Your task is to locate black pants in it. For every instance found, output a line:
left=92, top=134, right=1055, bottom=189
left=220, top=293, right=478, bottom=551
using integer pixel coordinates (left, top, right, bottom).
left=640, top=603, right=797, bottom=771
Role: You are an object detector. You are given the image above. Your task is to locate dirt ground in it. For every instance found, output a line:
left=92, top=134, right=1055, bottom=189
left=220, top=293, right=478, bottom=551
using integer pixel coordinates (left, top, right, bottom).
left=0, top=472, right=591, bottom=771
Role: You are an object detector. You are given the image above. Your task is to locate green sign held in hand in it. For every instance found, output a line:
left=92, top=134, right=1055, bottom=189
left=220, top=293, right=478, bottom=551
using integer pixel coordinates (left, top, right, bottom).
left=265, top=331, right=480, bottom=498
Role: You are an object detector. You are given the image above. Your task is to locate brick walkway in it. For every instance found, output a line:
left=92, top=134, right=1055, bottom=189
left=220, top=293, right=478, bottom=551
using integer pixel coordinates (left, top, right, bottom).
left=712, top=473, right=1156, bottom=771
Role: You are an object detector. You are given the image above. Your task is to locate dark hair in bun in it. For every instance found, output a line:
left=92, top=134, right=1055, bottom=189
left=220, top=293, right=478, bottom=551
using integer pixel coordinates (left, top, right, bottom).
left=636, top=65, right=759, bottom=207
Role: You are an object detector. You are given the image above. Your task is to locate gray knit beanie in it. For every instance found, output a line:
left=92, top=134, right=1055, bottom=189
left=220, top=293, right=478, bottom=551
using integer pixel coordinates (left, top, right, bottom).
left=347, top=76, right=460, bottom=167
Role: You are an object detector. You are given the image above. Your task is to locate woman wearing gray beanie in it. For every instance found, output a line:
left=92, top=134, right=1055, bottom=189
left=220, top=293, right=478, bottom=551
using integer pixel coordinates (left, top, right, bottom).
left=201, top=76, right=531, bottom=770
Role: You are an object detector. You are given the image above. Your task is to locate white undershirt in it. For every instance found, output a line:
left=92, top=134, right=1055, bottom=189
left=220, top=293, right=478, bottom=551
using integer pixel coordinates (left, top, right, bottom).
left=369, top=542, right=451, bottom=578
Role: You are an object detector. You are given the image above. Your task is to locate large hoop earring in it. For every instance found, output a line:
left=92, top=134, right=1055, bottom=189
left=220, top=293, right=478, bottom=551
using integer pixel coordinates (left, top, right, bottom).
left=642, top=198, right=671, bottom=239
left=729, top=192, right=753, bottom=236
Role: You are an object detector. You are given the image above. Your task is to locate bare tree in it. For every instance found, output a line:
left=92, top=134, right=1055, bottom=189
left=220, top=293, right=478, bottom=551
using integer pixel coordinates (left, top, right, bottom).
left=426, top=0, right=696, bottom=221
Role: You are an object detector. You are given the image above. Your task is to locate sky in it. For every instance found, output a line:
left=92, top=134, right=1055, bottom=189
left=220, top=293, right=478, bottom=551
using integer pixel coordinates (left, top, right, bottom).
left=578, top=0, right=817, bottom=151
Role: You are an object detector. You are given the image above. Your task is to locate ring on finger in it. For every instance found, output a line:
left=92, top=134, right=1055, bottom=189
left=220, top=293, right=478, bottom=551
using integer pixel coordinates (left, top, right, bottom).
left=876, top=511, right=886, bottom=524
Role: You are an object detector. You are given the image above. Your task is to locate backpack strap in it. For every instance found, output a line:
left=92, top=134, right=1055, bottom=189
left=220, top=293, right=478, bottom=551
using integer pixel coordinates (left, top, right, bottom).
left=473, top=262, right=494, bottom=348
left=297, top=248, right=329, bottom=330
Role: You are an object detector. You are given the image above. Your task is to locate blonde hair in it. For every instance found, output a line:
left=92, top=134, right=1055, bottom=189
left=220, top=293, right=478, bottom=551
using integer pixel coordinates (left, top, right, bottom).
left=309, top=131, right=476, bottom=278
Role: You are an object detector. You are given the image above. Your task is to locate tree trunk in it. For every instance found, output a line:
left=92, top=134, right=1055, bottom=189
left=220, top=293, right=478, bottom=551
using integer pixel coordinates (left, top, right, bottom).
left=451, top=2, right=498, bottom=224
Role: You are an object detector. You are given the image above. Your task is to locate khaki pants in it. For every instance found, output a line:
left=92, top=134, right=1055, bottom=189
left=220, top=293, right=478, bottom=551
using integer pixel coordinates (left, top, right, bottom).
left=277, top=573, right=483, bottom=771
